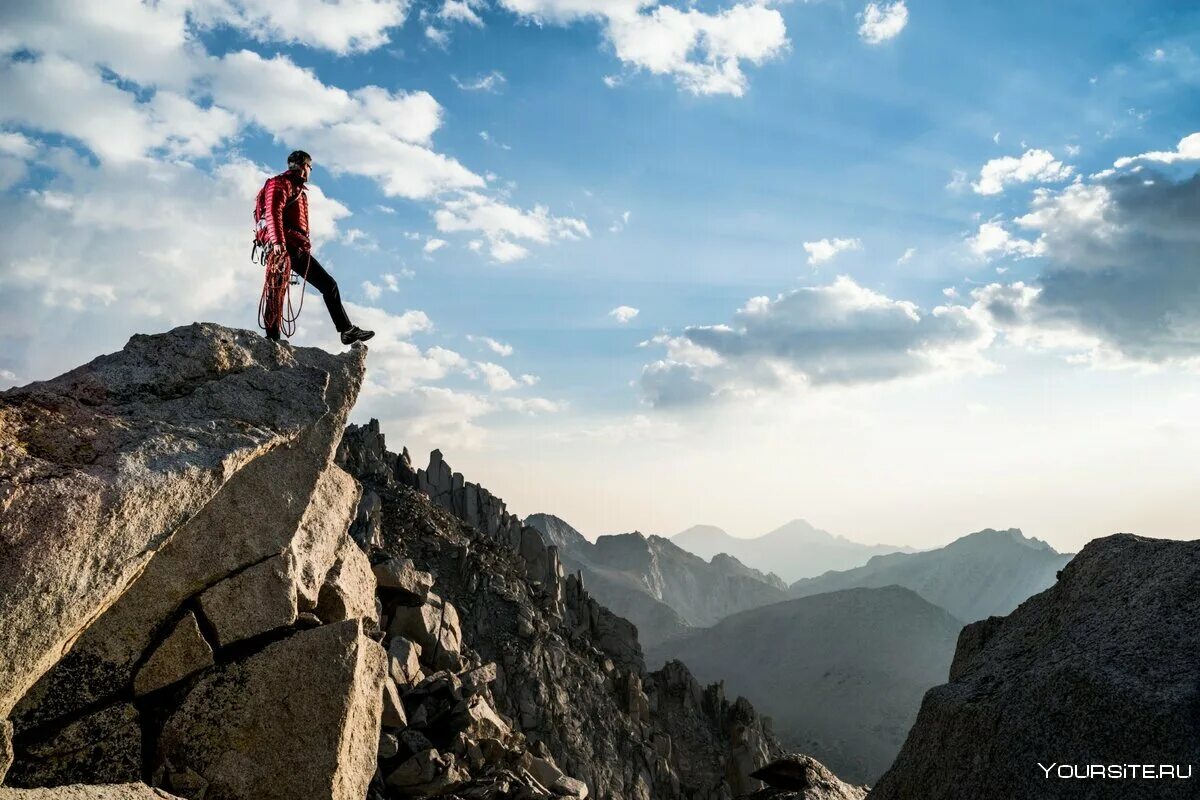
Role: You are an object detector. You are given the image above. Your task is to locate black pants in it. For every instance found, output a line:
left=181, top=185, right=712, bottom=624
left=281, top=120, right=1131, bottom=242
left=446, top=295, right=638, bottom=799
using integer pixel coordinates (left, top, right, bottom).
left=268, top=250, right=351, bottom=336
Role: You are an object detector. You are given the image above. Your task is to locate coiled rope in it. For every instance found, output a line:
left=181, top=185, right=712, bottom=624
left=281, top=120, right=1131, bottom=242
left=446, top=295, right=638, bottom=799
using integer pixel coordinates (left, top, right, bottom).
left=253, top=242, right=308, bottom=338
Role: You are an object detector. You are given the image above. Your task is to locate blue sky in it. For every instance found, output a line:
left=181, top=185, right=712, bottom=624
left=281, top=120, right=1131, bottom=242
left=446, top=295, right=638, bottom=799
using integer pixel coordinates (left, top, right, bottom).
left=2, top=1, right=1199, bottom=551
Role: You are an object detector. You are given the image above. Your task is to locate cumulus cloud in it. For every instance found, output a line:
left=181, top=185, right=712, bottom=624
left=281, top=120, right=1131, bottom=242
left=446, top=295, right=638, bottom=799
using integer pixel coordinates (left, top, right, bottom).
left=424, top=238, right=448, bottom=253
left=972, top=148, right=1074, bottom=195
left=1113, top=132, right=1200, bottom=169
left=190, top=0, right=409, bottom=54
left=434, top=191, right=589, bottom=262
left=496, top=0, right=788, bottom=97
left=609, top=305, right=640, bottom=323
left=966, top=221, right=1046, bottom=260
left=803, top=237, right=862, bottom=265
left=640, top=275, right=995, bottom=406
left=857, top=1, right=908, bottom=45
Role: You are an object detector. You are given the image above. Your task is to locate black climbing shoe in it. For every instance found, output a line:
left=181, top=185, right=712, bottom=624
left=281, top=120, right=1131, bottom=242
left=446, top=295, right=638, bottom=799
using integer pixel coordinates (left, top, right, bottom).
left=340, top=325, right=375, bottom=345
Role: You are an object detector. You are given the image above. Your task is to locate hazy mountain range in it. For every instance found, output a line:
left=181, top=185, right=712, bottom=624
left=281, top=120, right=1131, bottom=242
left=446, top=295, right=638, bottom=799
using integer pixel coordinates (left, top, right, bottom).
left=647, top=586, right=962, bottom=785
left=525, top=513, right=787, bottom=645
left=789, top=528, right=1073, bottom=623
left=672, top=520, right=915, bottom=583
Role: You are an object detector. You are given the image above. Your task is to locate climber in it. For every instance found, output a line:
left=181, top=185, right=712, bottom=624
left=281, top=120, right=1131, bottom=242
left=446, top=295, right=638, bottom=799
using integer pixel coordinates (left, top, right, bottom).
left=255, top=150, right=375, bottom=344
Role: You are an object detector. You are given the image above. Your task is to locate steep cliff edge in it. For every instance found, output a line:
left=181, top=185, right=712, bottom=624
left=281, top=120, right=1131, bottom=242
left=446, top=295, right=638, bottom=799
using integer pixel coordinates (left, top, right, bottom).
left=1, top=324, right=383, bottom=799
left=871, top=533, right=1200, bottom=800
left=338, top=420, right=793, bottom=799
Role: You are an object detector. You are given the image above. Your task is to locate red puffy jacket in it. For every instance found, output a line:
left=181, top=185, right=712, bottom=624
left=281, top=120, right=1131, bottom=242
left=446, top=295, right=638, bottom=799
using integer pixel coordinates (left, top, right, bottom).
left=256, top=170, right=311, bottom=252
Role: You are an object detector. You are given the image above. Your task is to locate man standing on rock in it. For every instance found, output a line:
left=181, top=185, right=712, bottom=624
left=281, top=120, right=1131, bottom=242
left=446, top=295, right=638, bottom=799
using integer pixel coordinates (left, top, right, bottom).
left=256, top=150, right=374, bottom=344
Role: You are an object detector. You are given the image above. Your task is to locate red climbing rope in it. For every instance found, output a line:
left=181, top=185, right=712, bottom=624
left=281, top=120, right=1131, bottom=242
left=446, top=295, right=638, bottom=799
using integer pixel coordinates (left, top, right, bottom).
left=254, top=242, right=308, bottom=338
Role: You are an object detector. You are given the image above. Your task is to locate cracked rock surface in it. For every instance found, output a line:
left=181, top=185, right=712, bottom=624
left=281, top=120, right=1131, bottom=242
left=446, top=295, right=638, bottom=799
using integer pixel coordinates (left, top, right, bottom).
left=0, top=324, right=380, bottom=800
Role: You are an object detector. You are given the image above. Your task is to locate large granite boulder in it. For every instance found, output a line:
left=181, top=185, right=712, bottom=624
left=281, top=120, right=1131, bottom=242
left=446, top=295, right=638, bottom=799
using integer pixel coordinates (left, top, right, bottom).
left=0, top=324, right=363, bottom=718
left=872, top=534, right=1200, bottom=800
left=156, top=620, right=386, bottom=800
left=0, top=324, right=382, bottom=799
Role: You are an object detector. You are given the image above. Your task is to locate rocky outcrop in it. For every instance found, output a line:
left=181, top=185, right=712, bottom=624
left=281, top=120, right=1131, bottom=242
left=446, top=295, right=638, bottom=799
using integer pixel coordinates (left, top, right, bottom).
left=0, top=324, right=362, bottom=718
left=0, top=324, right=383, bottom=799
left=649, top=587, right=961, bottom=785
left=872, top=534, right=1199, bottom=800
left=338, top=419, right=792, bottom=799
left=736, top=757, right=866, bottom=800
left=789, top=528, right=1072, bottom=623
left=524, top=515, right=787, bottom=646
left=0, top=786, right=181, bottom=799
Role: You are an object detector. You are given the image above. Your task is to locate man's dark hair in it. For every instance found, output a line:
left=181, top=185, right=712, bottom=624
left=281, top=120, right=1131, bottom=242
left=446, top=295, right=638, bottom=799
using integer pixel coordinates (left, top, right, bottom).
left=287, top=150, right=312, bottom=169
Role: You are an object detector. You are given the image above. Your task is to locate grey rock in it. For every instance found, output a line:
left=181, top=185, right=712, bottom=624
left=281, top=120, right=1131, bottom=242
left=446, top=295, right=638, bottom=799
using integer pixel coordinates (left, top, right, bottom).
left=379, top=732, right=399, bottom=760
left=872, top=533, right=1200, bottom=800
left=198, top=554, right=298, bottom=647
left=156, top=620, right=386, bottom=800
left=1, top=719, right=11, bottom=783
left=382, top=676, right=408, bottom=729
left=389, top=594, right=461, bottom=658
left=5, top=703, right=141, bottom=787
left=340, top=420, right=790, bottom=800
left=737, top=755, right=867, bottom=800
left=388, top=636, right=423, bottom=686
left=133, top=612, right=214, bottom=696
left=0, top=786, right=182, bottom=800
left=316, top=537, right=378, bottom=626
left=373, top=556, right=434, bottom=605
left=0, top=323, right=364, bottom=717
left=12, top=409, right=363, bottom=733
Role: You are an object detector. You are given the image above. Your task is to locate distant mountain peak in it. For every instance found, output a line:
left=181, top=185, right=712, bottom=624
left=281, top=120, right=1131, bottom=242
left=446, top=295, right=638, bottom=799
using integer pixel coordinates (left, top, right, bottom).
left=948, top=527, right=1060, bottom=554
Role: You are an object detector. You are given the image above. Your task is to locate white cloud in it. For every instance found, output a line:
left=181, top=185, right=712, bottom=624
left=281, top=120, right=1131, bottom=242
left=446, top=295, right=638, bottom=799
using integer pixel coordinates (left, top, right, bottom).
left=0, top=55, right=238, bottom=164
left=474, top=361, right=521, bottom=391
left=972, top=148, right=1074, bottom=195
left=857, top=1, right=908, bottom=45
left=479, top=130, right=512, bottom=150
left=946, top=169, right=968, bottom=192
left=609, top=305, right=640, bottom=323
left=803, top=237, right=862, bottom=266
left=640, top=275, right=996, bottom=406
left=342, top=228, right=378, bottom=251
left=966, top=221, right=1046, bottom=260
left=424, top=238, right=448, bottom=253
left=425, top=25, right=450, bottom=47
left=190, top=0, right=409, bottom=54
left=496, top=0, right=789, bottom=97
left=609, top=209, right=631, bottom=233
left=897, top=247, right=916, bottom=264
left=439, top=0, right=485, bottom=26
left=434, top=191, right=589, bottom=262
left=1112, top=132, right=1200, bottom=169
left=362, top=281, right=383, bottom=300
left=453, top=71, right=507, bottom=92
left=468, top=335, right=514, bottom=356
